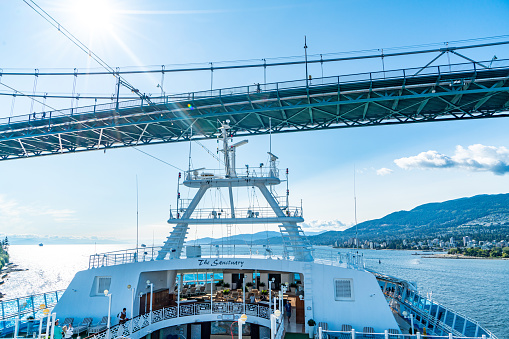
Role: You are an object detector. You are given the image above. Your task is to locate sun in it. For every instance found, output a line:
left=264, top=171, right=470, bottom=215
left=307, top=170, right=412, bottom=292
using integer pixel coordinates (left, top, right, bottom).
left=70, top=0, right=118, bottom=34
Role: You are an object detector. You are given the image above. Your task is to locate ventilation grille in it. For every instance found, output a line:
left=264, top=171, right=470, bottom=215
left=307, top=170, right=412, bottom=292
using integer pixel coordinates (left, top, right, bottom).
left=334, top=279, right=353, bottom=300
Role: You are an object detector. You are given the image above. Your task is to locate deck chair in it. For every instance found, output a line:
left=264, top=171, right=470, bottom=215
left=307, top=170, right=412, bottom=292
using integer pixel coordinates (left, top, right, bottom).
left=362, top=327, right=374, bottom=339
left=74, top=318, right=93, bottom=334
left=317, top=322, right=328, bottom=339
left=199, top=285, right=206, bottom=294
left=63, top=318, right=74, bottom=327
left=339, top=324, right=352, bottom=339
left=88, top=316, right=108, bottom=335
left=189, top=286, right=197, bottom=296
left=388, top=329, right=399, bottom=339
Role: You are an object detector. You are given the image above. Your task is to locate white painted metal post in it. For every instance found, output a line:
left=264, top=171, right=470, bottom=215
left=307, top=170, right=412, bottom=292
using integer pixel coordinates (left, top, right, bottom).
left=238, top=321, right=243, bottom=339
left=351, top=328, right=355, bottom=339
left=268, top=280, right=272, bottom=311
left=410, top=314, right=414, bottom=334
left=130, top=286, right=135, bottom=334
left=45, top=312, right=51, bottom=339
left=106, top=292, right=112, bottom=339
left=318, top=326, right=322, bottom=339
left=177, top=275, right=181, bottom=318
left=448, top=333, right=453, bottom=339
left=210, top=273, right=214, bottom=312
left=148, top=282, right=153, bottom=324
left=13, top=317, right=18, bottom=339
left=384, top=330, right=388, bottom=339
left=243, top=274, right=246, bottom=314
left=279, top=291, right=283, bottom=313
left=37, top=317, right=43, bottom=339
left=270, top=314, right=276, bottom=339
left=273, top=297, right=276, bottom=313
left=416, top=332, right=421, bottom=339
left=51, top=313, right=56, bottom=339
left=481, top=335, right=486, bottom=339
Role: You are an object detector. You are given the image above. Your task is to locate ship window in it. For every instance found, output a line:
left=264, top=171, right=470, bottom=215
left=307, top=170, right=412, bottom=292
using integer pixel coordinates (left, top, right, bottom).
left=97, top=277, right=111, bottom=294
left=334, top=279, right=353, bottom=301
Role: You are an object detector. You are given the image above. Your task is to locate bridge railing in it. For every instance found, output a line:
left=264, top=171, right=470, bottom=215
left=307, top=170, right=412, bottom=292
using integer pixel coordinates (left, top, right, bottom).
left=88, top=245, right=364, bottom=270
left=1, top=58, right=509, bottom=129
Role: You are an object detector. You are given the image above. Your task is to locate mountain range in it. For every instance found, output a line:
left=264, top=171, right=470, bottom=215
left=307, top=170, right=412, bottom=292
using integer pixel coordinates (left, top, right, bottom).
left=191, top=193, right=509, bottom=246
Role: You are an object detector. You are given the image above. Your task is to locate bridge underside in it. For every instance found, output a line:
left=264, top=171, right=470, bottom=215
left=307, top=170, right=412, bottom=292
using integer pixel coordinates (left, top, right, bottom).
left=1, top=66, right=508, bottom=160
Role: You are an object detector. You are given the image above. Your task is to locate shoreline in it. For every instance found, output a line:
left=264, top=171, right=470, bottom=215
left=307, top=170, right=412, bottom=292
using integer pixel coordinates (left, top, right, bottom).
left=421, top=253, right=509, bottom=260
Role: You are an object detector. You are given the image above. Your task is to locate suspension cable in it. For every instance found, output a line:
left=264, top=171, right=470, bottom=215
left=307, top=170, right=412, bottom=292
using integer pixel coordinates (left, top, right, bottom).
left=3, top=37, right=509, bottom=76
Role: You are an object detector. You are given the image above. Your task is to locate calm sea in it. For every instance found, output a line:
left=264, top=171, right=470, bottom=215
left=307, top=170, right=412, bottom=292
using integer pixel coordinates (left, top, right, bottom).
left=1, top=245, right=507, bottom=338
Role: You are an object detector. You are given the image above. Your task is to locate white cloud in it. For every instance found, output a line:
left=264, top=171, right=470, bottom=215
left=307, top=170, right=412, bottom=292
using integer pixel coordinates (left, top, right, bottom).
left=0, top=195, right=77, bottom=227
left=301, top=219, right=350, bottom=232
left=376, top=168, right=393, bottom=176
left=394, top=144, right=509, bottom=175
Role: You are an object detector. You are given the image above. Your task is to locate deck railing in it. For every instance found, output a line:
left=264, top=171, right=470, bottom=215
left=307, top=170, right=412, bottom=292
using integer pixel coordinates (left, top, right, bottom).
left=83, top=301, right=281, bottom=339
left=88, top=245, right=364, bottom=270
left=0, top=289, right=65, bottom=321
left=320, top=328, right=493, bottom=339
left=374, top=275, right=497, bottom=339
left=1, top=58, right=508, bottom=128
left=168, top=206, right=303, bottom=221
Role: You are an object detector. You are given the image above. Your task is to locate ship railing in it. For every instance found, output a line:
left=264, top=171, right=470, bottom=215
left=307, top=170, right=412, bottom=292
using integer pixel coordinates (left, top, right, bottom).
left=375, top=277, right=497, bottom=339
left=320, top=328, right=494, bottom=339
left=88, top=245, right=364, bottom=271
left=82, top=301, right=281, bottom=339
left=2, top=58, right=508, bottom=128
left=184, top=167, right=280, bottom=181
left=0, top=289, right=65, bottom=322
left=169, top=206, right=303, bottom=220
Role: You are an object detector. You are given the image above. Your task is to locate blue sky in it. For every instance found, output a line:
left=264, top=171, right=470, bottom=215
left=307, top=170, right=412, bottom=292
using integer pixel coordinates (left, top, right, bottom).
left=1, top=0, right=509, bottom=244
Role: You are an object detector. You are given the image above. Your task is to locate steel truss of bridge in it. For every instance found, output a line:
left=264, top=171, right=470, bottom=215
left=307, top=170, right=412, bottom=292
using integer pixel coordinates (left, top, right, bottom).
left=1, top=60, right=509, bottom=160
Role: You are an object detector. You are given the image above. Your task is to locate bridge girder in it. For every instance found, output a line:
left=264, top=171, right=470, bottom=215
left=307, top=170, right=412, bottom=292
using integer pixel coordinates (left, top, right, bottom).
left=0, top=66, right=508, bottom=160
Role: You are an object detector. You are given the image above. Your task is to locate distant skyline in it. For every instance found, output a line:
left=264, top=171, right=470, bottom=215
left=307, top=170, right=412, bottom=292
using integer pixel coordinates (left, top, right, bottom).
left=1, top=0, right=509, bottom=245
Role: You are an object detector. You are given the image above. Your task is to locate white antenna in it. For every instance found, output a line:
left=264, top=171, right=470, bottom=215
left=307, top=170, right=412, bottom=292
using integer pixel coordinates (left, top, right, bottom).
left=136, top=175, right=139, bottom=260
left=269, top=117, right=272, bottom=154
left=354, top=166, right=358, bottom=251
left=188, top=126, right=192, bottom=172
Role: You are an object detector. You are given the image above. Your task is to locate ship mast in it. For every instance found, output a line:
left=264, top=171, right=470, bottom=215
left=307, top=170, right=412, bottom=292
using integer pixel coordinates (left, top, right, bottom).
left=157, top=120, right=313, bottom=262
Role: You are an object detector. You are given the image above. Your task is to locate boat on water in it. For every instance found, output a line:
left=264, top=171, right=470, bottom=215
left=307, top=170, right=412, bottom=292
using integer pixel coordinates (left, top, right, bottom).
left=38, top=243, right=43, bottom=247
left=0, top=121, right=498, bottom=339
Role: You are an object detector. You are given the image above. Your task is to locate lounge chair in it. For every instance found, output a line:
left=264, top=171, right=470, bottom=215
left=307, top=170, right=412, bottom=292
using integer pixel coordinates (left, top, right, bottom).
left=339, top=324, right=352, bottom=339
left=388, top=329, right=399, bottom=339
left=317, top=322, right=328, bottom=339
left=199, top=285, right=206, bottom=294
left=362, top=327, right=374, bottom=339
left=63, top=318, right=74, bottom=327
left=88, top=316, right=108, bottom=334
left=74, top=318, right=93, bottom=334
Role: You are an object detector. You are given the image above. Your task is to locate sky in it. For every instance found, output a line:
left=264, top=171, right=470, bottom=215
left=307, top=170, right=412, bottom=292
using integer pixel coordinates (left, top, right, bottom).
left=1, top=0, right=509, bottom=244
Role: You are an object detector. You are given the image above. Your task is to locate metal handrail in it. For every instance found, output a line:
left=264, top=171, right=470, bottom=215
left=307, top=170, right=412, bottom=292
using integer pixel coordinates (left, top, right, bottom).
left=88, top=245, right=364, bottom=270
left=0, top=289, right=65, bottom=321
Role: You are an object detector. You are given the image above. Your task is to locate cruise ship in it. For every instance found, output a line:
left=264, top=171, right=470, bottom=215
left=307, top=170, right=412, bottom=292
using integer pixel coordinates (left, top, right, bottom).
left=0, top=121, right=497, bottom=339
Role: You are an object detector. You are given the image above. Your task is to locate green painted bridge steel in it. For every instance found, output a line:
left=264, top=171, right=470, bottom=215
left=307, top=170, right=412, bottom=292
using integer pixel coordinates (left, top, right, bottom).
left=1, top=60, right=509, bottom=161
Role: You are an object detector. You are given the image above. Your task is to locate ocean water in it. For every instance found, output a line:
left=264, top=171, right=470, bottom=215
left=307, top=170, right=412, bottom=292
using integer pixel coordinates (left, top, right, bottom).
left=1, top=245, right=507, bottom=339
